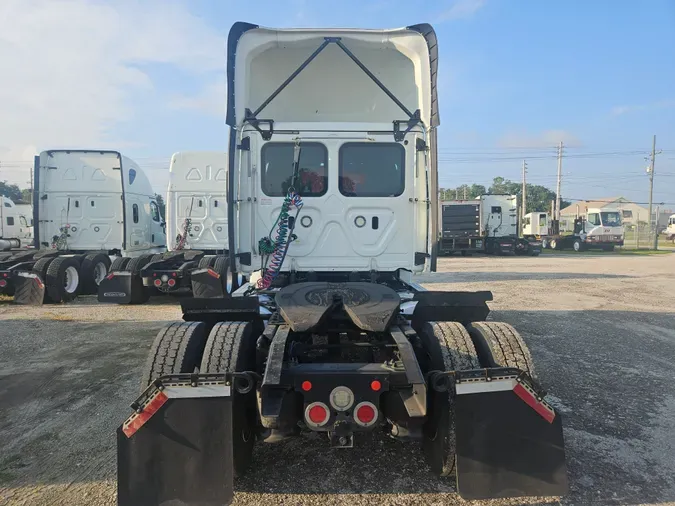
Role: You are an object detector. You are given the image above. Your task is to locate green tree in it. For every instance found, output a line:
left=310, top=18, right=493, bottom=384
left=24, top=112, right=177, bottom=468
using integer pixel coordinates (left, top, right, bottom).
left=440, top=184, right=486, bottom=201
left=0, top=181, right=23, bottom=202
left=488, top=177, right=570, bottom=214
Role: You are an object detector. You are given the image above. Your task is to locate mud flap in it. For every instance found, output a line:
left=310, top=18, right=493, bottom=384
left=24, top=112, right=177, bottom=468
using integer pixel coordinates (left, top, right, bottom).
left=98, top=272, right=141, bottom=304
left=191, top=268, right=226, bottom=298
left=117, top=376, right=234, bottom=506
left=454, top=374, right=568, bottom=500
left=12, top=272, right=46, bottom=305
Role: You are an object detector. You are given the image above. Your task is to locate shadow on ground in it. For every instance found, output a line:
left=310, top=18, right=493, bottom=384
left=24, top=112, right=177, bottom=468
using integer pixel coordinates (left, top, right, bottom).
left=420, top=271, right=633, bottom=283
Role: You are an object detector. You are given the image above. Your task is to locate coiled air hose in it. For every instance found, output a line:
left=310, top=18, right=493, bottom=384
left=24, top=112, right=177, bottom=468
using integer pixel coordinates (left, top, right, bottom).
left=257, top=191, right=303, bottom=289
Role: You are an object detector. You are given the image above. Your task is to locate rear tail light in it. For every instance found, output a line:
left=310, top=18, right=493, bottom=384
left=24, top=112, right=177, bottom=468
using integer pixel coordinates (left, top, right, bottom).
left=305, top=402, right=330, bottom=428
left=329, top=386, right=354, bottom=411
left=301, top=380, right=312, bottom=392
left=0, top=279, right=6, bottom=288
left=153, top=279, right=162, bottom=287
left=354, top=401, right=378, bottom=427
left=167, top=278, right=176, bottom=287
left=370, top=380, right=381, bottom=392
left=161, top=274, right=169, bottom=282
left=106, top=273, right=115, bottom=280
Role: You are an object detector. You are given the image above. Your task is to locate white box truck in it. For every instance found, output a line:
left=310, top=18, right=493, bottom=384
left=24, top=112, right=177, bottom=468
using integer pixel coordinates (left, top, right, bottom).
left=98, top=151, right=236, bottom=304
left=0, top=150, right=165, bottom=304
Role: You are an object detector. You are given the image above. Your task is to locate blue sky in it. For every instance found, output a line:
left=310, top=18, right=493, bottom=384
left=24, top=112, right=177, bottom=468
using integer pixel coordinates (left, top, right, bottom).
left=2, top=0, right=674, bottom=208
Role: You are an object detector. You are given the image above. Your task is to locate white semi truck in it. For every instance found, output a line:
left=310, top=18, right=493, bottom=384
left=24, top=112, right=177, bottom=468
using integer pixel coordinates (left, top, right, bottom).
left=665, top=214, right=675, bottom=243
left=116, top=22, right=567, bottom=506
left=98, top=151, right=235, bottom=303
left=523, top=208, right=624, bottom=251
left=440, top=194, right=541, bottom=256
left=0, top=197, right=33, bottom=250
left=0, top=150, right=165, bottom=304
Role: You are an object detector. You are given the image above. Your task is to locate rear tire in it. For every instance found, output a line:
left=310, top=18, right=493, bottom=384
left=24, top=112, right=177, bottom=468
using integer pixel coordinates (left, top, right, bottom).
left=110, top=256, right=130, bottom=272
left=81, top=253, right=111, bottom=294
left=200, top=322, right=257, bottom=477
left=32, top=257, right=54, bottom=303
left=125, top=255, right=153, bottom=304
left=418, top=321, right=480, bottom=477
left=573, top=239, right=584, bottom=252
left=213, top=256, right=232, bottom=294
left=198, top=255, right=217, bottom=269
left=468, top=321, right=536, bottom=379
left=140, top=321, right=211, bottom=390
left=45, top=257, right=81, bottom=303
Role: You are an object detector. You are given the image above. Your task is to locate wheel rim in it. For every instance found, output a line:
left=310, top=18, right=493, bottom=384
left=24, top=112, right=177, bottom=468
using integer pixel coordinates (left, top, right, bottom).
left=93, top=262, right=107, bottom=284
left=551, top=240, right=557, bottom=249
left=542, top=239, right=548, bottom=249
left=64, top=266, right=79, bottom=293
left=574, top=242, right=580, bottom=251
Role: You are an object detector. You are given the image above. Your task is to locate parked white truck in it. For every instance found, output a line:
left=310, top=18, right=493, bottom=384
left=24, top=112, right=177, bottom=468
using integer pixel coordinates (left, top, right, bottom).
left=0, top=197, right=33, bottom=250
left=524, top=208, right=624, bottom=251
left=665, top=214, right=675, bottom=243
left=98, top=151, right=235, bottom=304
left=0, top=150, right=165, bottom=304
left=440, top=194, right=540, bottom=256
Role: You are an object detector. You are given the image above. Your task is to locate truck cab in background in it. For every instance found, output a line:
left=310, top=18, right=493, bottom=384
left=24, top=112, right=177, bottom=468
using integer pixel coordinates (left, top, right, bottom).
left=0, top=197, right=32, bottom=250
left=538, top=207, right=624, bottom=252
left=664, top=214, right=675, bottom=243
left=0, top=150, right=165, bottom=304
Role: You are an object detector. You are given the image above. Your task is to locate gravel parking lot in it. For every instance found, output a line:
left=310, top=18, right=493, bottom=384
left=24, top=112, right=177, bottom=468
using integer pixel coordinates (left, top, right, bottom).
left=1, top=253, right=674, bottom=506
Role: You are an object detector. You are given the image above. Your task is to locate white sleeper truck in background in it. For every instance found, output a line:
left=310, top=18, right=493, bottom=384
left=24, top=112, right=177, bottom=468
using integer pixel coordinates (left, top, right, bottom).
left=98, top=151, right=235, bottom=304
left=0, top=197, right=32, bottom=250
left=0, top=150, right=165, bottom=304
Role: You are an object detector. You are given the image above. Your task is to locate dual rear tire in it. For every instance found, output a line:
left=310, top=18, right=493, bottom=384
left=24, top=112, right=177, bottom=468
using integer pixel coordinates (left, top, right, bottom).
left=141, top=320, right=257, bottom=476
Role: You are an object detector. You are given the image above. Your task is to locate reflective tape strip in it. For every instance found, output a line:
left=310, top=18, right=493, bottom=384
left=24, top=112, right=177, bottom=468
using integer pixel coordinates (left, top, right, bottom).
left=162, top=384, right=231, bottom=399
left=513, top=382, right=555, bottom=423
left=455, top=378, right=516, bottom=395
left=123, top=390, right=168, bottom=438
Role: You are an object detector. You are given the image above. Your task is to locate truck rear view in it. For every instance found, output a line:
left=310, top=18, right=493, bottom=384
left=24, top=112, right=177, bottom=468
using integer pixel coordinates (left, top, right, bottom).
left=116, top=22, right=567, bottom=505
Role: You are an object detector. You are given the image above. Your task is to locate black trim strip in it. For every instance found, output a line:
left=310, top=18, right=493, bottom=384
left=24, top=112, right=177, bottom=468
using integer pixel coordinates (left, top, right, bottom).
left=32, top=155, right=39, bottom=248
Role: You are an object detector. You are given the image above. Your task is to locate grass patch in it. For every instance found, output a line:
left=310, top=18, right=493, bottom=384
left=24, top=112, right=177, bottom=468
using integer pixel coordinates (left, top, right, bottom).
left=541, top=248, right=672, bottom=256
left=0, top=294, right=12, bottom=301
left=42, top=312, right=75, bottom=321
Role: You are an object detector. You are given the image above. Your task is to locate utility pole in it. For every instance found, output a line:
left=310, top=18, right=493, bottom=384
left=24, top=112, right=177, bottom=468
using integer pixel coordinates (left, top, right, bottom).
left=521, top=160, right=527, bottom=219
left=646, top=134, right=661, bottom=250
left=555, top=142, right=563, bottom=220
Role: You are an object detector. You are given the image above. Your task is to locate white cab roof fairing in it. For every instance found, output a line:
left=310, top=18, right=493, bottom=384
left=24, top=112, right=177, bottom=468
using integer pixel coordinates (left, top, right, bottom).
left=167, top=151, right=228, bottom=193
left=226, top=22, right=440, bottom=129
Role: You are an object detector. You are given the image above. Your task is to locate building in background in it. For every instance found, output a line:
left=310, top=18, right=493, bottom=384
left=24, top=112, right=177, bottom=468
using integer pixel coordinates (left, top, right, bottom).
left=559, top=197, right=649, bottom=228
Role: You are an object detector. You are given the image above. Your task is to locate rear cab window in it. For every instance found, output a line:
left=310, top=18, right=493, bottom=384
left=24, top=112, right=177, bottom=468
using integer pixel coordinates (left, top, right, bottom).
left=339, top=143, right=405, bottom=197
left=261, top=142, right=327, bottom=197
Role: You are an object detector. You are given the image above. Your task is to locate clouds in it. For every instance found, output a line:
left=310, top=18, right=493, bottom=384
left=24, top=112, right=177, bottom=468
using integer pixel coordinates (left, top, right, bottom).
left=437, top=0, right=487, bottom=22
left=611, top=100, right=675, bottom=116
left=0, top=0, right=224, bottom=185
left=497, top=130, right=582, bottom=148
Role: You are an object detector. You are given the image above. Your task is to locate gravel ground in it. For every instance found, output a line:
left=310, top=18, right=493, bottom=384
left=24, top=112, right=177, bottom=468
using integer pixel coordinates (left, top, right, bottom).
left=0, top=253, right=674, bottom=506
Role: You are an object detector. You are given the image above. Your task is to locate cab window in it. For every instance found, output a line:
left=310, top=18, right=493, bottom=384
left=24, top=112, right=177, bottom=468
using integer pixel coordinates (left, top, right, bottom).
left=150, top=201, right=161, bottom=222
left=339, top=143, right=405, bottom=197
left=587, top=213, right=600, bottom=226
left=539, top=214, right=547, bottom=227
left=261, top=142, right=327, bottom=197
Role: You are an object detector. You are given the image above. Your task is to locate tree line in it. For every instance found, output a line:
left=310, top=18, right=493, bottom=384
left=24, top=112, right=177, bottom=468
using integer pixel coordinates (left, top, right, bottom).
left=440, top=177, right=571, bottom=214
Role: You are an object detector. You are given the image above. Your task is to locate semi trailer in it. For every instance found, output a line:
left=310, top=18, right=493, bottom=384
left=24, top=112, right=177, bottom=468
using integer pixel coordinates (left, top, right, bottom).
left=98, top=151, right=237, bottom=304
left=0, top=150, right=165, bottom=304
left=523, top=208, right=624, bottom=251
left=439, top=194, right=541, bottom=256
left=116, top=22, right=568, bottom=505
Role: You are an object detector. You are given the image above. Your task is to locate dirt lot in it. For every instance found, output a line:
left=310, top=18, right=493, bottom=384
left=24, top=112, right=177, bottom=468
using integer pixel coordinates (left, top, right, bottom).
left=1, top=253, right=674, bottom=506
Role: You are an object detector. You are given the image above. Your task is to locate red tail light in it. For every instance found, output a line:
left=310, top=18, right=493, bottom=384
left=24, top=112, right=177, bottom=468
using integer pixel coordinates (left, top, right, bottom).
left=354, top=402, right=377, bottom=427
left=301, top=380, right=312, bottom=392
left=153, top=279, right=162, bottom=287
left=167, top=278, right=176, bottom=287
left=370, top=380, right=381, bottom=392
left=305, top=402, right=329, bottom=428
left=106, top=273, right=115, bottom=280
left=0, top=279, right=6, bottom=288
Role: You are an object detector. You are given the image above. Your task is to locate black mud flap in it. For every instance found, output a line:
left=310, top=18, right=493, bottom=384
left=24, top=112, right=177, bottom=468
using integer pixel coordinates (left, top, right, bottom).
left=191, top=268, right=226, bottom=298
left=98, top=272, right=140, bottom=304
left=454, top=372, right=568, bottom=500
left=117, top=376, right=234, bottom=506
left=13, top=272, right=46, bottom=305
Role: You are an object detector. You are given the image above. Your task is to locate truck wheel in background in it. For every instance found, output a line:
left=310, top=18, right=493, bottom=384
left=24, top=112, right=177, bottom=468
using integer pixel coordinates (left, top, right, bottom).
left=32, top=257, right=54, bottom=303
left=549, top=238, right=559, bottom=250
left=573, top=239, right=584, bottom=252
left=81, top=253, right=112, bottom=294
left=198, top=255, right=217, bottom=269
left=200, top=322, right=257, bottom=477
left=541, top=238, right=549, bottom=249
left=140, top=321, right=211, bottom=390
left=125, top=255, right=153, bottom=304
left=110, top=256, right=130, bottom=272
left=45, top=257, right=81, bottom=303
left=213, top=255, right=232, bottom=294
left=468, top=321, right=536, bottom=380
left=418, top=321, right=481, bottom=477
